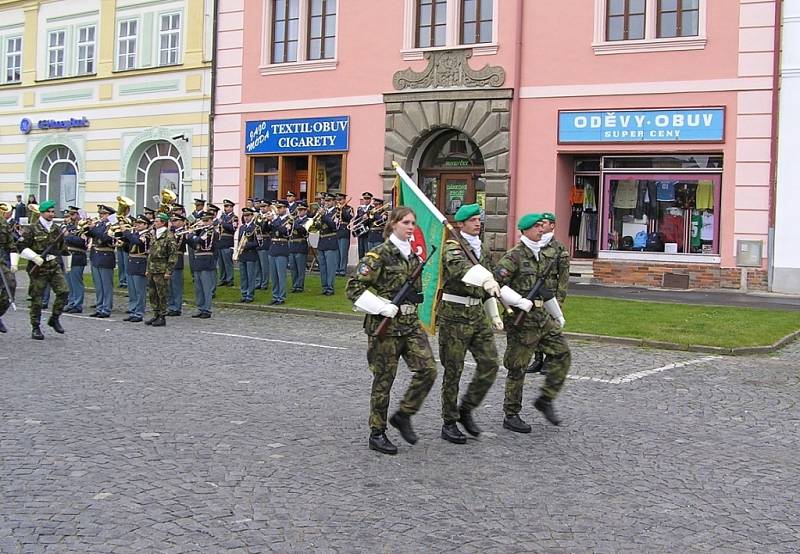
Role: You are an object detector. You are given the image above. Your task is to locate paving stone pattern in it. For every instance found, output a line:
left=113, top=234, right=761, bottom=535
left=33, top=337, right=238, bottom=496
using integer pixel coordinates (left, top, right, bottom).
left=1, top=306, right=798, bottom=553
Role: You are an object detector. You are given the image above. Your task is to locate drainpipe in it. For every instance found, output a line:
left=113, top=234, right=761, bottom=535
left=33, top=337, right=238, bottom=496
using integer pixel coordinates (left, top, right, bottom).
left=506, top=0, right=524, bottom=248
left=208, top=0, right=219, bottom=203
left=767, top=0, right=782, bottom=290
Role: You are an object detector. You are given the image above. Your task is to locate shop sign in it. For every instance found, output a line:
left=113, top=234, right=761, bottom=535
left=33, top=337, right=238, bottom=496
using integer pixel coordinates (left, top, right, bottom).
left=245, top=116, right=350, bottom=154
left=558, top=108, right=725, bottom=143
left=19, top=116, right=90, bottom=134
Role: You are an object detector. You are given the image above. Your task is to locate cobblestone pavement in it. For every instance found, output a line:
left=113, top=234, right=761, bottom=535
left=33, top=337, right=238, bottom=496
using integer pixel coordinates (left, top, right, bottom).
left=1, top=305, right=798, bottom=553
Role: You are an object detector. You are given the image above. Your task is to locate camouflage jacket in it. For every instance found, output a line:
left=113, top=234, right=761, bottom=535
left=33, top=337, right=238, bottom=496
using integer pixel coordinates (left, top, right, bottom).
left=20, top=220, right=67, bottom=273
left=539, top=238, right=570, bottom=305
left=493, top=242, right=554, bottom=329
left=146, top=229, right=178, bottom=274
left=346, top=240, right=424, bottom=337
left=0, top=216, right=18, bottom=267
left=438, top=237, right=490, bottom=324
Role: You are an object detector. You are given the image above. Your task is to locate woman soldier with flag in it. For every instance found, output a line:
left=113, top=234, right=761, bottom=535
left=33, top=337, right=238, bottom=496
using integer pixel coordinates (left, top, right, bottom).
left=346, top=207, right=438, bottom=456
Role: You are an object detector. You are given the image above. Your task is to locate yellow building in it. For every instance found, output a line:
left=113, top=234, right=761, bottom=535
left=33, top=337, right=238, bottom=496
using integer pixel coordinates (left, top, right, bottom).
left=0, top=0, right=212, bottom=215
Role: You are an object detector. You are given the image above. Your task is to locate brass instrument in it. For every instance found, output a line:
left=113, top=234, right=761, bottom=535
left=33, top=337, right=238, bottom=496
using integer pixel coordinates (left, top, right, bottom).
left=27, top=203, right=40, bottom=226
left=173, top=220, right=217, bottom=237
left=156, top=189, right=178, bottom=214
left=304, top=206, right=326, bottom=232
left=116, top=195, right=135, bottom=220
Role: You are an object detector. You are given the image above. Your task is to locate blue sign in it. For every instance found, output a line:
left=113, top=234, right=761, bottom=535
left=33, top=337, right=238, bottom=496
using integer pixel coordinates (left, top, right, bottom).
left=558, top=108, right=725, bottom=143
left=245, top=116, right=350, bottom=154
left=19, top=116, right=90, bottom=134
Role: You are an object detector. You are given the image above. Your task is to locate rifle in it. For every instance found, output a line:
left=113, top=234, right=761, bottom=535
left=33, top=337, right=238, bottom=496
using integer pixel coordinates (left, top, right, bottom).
left=375, top=244, right=437, bottom=337
left=512, top=259, right=555, bottom=327
left=28, top=225, right=68, bottom=278
left=0, top=248, right=15, bottom=311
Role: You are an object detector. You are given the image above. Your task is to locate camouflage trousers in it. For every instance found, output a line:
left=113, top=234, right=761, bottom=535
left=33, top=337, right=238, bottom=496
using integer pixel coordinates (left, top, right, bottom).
left=28, top=267, right=68, bottom=327
left=503, top=319, right=571, bottom=416
left=366, top=326, right=437, bottom=432
left=148, top=273, right=169, bottom=317
left=438, top=317, right=499, bottom=423
left=0, top=265, right=16, bottom=317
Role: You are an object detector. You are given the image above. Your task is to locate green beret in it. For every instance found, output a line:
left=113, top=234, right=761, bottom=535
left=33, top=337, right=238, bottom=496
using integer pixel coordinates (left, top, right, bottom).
left=454, top=203, right=481, bottom=222
left=157, top=212, right=170, bottom=222
left=517, top=213, right=543, bottom=231
left=39, top=200, right=56, bottom=212
left=541, top=212, right=556, bottom=222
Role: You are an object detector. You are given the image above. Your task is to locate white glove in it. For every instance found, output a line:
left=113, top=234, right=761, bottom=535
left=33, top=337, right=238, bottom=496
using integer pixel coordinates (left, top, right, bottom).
left=500, top=285, right=532, bottom=312
left=482, top=278, right=501, bottom=298
left=378, top=303, right=399, bottom=318
left=9, top=252, right=18, bottom=272
left=556, top=316, right=566, bottom=328
left=32, top=255, right=44, bottom=266
left=517, top=298, right=533, bottom=312
left=45, top=254, right=58, bottom=262
left=483, top=298, right=504, bottom=331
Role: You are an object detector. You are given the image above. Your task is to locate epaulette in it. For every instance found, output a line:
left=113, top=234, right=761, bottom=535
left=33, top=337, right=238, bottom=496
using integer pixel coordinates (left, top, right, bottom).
left=445, top=240, right=460, bottom=245
left=365, top=251, right=380, bottom=259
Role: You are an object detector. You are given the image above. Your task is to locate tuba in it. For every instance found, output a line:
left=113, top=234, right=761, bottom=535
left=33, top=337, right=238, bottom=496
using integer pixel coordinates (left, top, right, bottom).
left=157, top=189, right=178, bottom=214
left=116, top=195, right=135, bottom=220
left=27, top=203, right=40, bottom=226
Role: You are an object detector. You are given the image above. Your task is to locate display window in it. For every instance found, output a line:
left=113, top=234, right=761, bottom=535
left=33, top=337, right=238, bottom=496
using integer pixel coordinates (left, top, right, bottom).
left=248, top=153, right=346, bottom=203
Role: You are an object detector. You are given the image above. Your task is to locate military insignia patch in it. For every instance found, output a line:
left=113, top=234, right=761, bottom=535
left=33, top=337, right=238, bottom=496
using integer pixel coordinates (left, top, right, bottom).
left=497, top=268, right=511, bottom=278
left=358, top=263, right=372, bottom=276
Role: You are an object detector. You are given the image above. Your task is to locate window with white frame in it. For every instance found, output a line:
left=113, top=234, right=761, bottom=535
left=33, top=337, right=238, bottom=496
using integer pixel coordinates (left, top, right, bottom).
left=117, top=19, right=138, bottom=70
left=272, top=0, right=300, bottom=63
left=308, top=0, right=336, bottom=60
left=593, top=0, right=706, bottom=54
left=77, top=25, right=96, bottom=75
left=47, top=30, right=66, bottom=78
left=5, top=36, right=22, bottom=83
left=262, top=0, right=339, bottom=72
left=402, top=0, right=498, bottom=59
left=159, top=13, right=181, bottom=66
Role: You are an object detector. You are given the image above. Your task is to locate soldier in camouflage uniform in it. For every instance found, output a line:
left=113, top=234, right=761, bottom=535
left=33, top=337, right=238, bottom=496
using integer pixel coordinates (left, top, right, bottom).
left=437, top=203, right=504, bottom=444
left=495, top=213, right=571, bottom=432
left=145, top=213, right=178, bottom=327
left=18, top=200, right=69, bottom=340
left=528, top=211, right=570, bottom=375
left=0, top=202, right=19, bottom=334
left=346, top=207, right=437, bottom=455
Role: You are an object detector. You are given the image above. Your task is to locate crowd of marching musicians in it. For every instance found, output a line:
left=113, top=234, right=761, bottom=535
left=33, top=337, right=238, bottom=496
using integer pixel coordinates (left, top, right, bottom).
left=0, top=189, right=391, bottom=340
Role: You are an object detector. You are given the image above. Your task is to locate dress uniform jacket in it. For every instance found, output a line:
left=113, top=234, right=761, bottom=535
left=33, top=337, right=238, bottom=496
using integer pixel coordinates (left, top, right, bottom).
left=87, top=222, right=116, bottom=269
left=187, top=231, right=218, bottom=271
left=289, top=216, right=309, bottom=254
left=121, top=230, right=150, bottom=276
left=257, top=219, right=271, bottom=252
left=336, top=205, right=353, bottom=240
left=173, top=233, right=186, bottom=271
left=64, top=224, right=87, bottom=267
left=367, top=212, right=387, bottom=245
left=218, top=212, right=238, bottom=248
left=317, top=210, right=338, bottom=251
left=269, top=216, right=291, bottom=257
left=237, top=222, right=259, bottom=262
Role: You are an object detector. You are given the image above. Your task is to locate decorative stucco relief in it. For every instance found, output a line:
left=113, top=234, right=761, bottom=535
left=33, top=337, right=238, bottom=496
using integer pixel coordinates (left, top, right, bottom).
left=393, top=49, right=506, bottom=90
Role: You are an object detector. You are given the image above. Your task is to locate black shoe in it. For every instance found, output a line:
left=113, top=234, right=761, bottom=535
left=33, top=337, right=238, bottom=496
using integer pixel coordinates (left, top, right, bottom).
left=125, top=310, right=133, bottom=314
left=534, top=397, right=561, bottom=426
left=97, top=313, right=109, bottom=319
left=389, top=412, right=417, bottom=445
left=128, top=316, right=143, bottom=323
left=526, top=354, right=544, bottom=374
left=151, top=316, right=166, bottom=327
left=270, top=300, right=280, bottom=305
left=31, top=327, right=44, bottom=340
left=503, top=414, right=532, bottom=434
left=191, top=313, right=203, bottom=318
left=539, top=364, right=549, bottom=376
left=198, top=312, right=211, bottom=319
left=123, top=316, right=133, bottom=321
left=238, top=298, right=248, bottom=303
left=0, top=319, right=6, bottom=333
left=368, top=431, right=398, bottom=455
left=166, top=311, right=181, bottom=316
left=47, top=316, right=65, bottom=334
left=459, top=407, right=482, bottom=437
left=89, top=312, right=101, bottom=317
left=441, top=423, right=467, bottom=444
left=144, top=316, right=158, bottom=325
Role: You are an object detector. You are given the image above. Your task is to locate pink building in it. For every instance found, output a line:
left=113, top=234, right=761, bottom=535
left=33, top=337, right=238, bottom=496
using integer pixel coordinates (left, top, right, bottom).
left=213, top=0, right=779, bottom=290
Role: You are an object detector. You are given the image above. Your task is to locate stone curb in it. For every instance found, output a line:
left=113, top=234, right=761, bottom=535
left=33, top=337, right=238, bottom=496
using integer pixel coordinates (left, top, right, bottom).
left=99, top=289, right=799, bottom=355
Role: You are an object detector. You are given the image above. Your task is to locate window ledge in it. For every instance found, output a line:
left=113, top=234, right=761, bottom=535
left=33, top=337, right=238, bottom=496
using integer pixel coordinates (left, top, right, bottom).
left=260, top=59, right=338, bottom=76
left=592, top=36, right=706, bottom=55
left=598, top=251, right=720, bottom=264
left=401, top=43, right=498, bottom=61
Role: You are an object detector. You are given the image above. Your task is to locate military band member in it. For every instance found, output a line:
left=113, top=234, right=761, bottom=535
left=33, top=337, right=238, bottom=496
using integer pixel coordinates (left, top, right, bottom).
left=367, top=197, right=387, bottom=251
left=115, top=219, right=129, bottom=290
left=438, top=203, right=503, bottom=444
left=355, top=192, right=373, bottom=260
left=495, top=213, right=570, bottom=431
left=186, top=212, right=217, bottom=318
left=256, top=200, right=272, bottom=290
left=145, top=213, right=178, bottom=326
left=187, top=198, right=206, bottom=274
left=527, top=211, right=570, bottom=375
left=217, top=199, right=238, bottom=287
left=0, top=202, right=19, bottom=334
left=286, top=191, right=298, bottom=214
left=346, top=207, right=437, bottom=455
left=63, top=206, right=87, bottom=314
left=237, top=207, right=259, bottom=303
left=316, top=193, right=340, bottom=296
left=167, top=215, right=187, bottom=316
left=143, top=206, right=156, bottom=222
left=18, top=200, right=69, bottom=340
left=86, top=205, right=117, bottom=318
left=289, top=202, right=309, bottom=292
left=335, top=192, right=353, bottom=276
left=269, top=200, right=291, bottom=304
left=119, top=215, right=152, bottom=323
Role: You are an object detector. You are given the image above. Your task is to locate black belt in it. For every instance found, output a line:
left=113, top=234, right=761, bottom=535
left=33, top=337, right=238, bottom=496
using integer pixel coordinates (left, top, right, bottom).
left=320, top=233, right=336, bottom=238
left=94, top=247, right=113, bottom=252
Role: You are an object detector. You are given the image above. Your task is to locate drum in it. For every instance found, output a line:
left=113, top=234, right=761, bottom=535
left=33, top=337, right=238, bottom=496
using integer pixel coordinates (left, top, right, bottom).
left=351, top=222, right=369, bottom=238
left=308, top=231, right=320, bottom=248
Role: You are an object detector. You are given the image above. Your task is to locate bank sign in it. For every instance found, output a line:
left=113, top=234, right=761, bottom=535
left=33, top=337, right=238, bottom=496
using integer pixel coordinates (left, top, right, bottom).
left=19, top=116, right=90, bottom=134
left=558, top=108, right=725, bottom=143
left=245, top=116, right=350, bottom=154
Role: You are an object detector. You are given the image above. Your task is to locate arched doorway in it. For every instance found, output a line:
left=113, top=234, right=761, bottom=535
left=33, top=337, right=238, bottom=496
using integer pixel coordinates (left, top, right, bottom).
left=38, top=146, right=78, bottom=214
left=135, top=141, right=184, bottom=211
left=417, top=130, right=485, bottom=221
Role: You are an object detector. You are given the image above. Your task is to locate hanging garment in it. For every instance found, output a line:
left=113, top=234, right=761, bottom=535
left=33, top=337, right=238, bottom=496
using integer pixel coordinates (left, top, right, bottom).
left=571, top=184, right=585, bottom=205
left=660, top=213, right=685, bottom=251
left=585, top=212, right=598, bottom=243
left=700, top=211, right=714, bottom=241
left=578, top=212, right=591, bottom=252
left=583, top=184, right=597, bottom=211
left=696, top=180, right=714, bottom=210
left=613, top=180, right=638, bottom=209
left=691, top=211, right=702, bottom=249
left=656, top=181, right=677, bottom=202
left=569, top=206, right=582, bottom=236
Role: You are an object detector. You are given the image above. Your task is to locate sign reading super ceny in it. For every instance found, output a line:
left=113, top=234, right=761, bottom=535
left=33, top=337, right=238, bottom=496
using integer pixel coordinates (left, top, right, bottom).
left=245, top=116, right=350, bottom=154
left=558, top=108, right=725, bottom=143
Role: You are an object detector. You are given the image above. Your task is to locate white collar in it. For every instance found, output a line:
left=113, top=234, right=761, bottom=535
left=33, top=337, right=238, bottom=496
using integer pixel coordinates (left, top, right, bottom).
left=155, top=226, right=168, bottom=238
left=39, top=218, right=54, bottom=232
left=540, top=232, right=554, bottom=248
left=520, top=235, right=540, bottom=260
left=460, top=231, right=482, bottom=258
left=389, top=234, right=412, bottom=259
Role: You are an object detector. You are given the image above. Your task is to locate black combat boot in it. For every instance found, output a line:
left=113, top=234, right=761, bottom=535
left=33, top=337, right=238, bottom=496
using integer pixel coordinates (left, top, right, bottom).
left=144, top=316, right=158, bottom=325
left=459, top=407, right=482, bottom=437
left=31, top=326, right=44, bottom=340
left=151, top=316, right=166, bottom=327
left=389, top=411, right=418, bottom=445
left=534, top=396, right=561, bottom=426
left=0, top=318, right=6, bottom=333
left=526, top=351, right=544, bottom=374
left=502, top=414, right=531, bottom=433
left=441, top=423, right=467, bottom=444
left=47, top=316, right=65, bottom=334
left=368, top=430, right=398, bottom=455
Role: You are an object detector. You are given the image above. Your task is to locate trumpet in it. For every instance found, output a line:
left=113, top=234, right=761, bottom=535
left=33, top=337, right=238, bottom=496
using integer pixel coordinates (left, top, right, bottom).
left=304, top=207, right=326, bottom=232
left=174, top=221, right=217, bottom=237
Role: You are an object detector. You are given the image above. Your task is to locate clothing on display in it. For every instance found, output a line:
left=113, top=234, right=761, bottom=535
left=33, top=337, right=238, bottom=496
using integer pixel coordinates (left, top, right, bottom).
left=569, top=178, right=599, bottom=255
left=613, top=180, right=637, bottom=209
left=700, top=211, right=714, bottom=241
left=655, top=180, right=676, bottom=202
left=696, top=180, right=714, bottom=210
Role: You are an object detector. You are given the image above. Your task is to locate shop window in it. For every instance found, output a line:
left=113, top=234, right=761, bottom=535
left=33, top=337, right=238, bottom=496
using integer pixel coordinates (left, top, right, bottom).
left=4, top=36, right=22, bottom=83
left=250, top=154, right=344, bottom=203
left=252, top=156, right=280, bottom=202
left=605, top=175, right=719, bottom=255
left=569, top=175, right=600, bottom=258
left=657, top=0, right=699, bottom=38
left=402, top=0, right=498, bottom=59
left=39, top=146, right=78, bottom=214
left=603, top=155, right=722, bottom=169
left=315, top=155, right=342, bottom=195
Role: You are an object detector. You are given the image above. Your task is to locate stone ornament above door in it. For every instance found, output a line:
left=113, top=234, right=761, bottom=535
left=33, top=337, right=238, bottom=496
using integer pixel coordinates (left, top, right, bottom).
left=393, top=49, right=506, bottom=90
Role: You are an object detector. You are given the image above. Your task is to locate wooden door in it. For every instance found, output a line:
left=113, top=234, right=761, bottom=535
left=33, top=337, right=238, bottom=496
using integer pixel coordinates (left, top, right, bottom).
left=439, top=173, right=474, bottom=220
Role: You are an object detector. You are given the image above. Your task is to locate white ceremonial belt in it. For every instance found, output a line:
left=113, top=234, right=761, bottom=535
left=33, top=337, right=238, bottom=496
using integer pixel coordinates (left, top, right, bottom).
left=442, top=293, right=482, bottom=306
left=399, top=304, right=417, bottom=315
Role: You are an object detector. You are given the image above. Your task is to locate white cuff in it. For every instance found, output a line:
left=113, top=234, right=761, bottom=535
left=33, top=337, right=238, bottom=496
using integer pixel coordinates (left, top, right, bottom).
left=483, top=298, right=500, bottom=320
left=19, top=248, right=40, bottom=262
left=499, top=285, right=524, bottom=306
left=63, top=254, right=73, bottom=271
left=10, top=252, right=19, bottom=267
left=543, top=297, right=564, bottom=322
left=354, top=289, right=391, bottom=315
left=462, top=264, right=493, bottom=287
